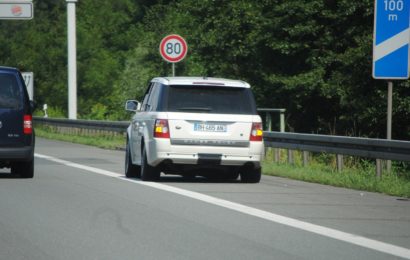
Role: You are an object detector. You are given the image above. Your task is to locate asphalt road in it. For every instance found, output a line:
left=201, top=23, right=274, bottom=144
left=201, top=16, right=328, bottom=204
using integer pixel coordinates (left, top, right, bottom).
left=0, top=138, right=409, bottom=260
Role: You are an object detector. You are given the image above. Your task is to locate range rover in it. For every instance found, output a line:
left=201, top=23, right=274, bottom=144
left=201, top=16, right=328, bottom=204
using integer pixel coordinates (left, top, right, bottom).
left=125, top=77, right=264, bottom=183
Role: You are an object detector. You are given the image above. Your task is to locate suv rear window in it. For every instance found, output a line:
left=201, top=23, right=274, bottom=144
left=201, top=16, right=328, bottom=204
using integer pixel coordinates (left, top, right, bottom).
left=166, top=85, right=257, bottom=115
left=0, top=74, right=21, bottom=109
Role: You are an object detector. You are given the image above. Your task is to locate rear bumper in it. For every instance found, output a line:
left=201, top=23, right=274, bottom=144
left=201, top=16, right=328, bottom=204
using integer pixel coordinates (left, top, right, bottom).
left=147, top=138, right=264, bottom=167
left=0, top=146, right=34, bottom=161
left=156, top=152, right=262, bottom=167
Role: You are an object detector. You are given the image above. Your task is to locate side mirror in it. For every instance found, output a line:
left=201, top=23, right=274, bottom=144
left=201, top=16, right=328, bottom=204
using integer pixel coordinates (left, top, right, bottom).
left=125, top=100, right=141, bottom=112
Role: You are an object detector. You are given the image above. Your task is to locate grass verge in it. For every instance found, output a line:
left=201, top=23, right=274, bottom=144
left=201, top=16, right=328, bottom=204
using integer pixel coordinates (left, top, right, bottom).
left=35, top=125, right=125, bottom=150
left=262, top=151, right=410, bottom=198
left=35, top=125, right=410, bottom=197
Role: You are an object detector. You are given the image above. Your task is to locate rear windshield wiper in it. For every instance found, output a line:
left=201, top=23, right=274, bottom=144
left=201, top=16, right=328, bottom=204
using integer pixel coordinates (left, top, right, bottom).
left=176, top=107, right=212, bottom=112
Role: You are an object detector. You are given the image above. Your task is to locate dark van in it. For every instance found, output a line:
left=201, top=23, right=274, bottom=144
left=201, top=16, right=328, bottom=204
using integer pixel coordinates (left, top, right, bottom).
left=0, top=66, right=34, bottom=178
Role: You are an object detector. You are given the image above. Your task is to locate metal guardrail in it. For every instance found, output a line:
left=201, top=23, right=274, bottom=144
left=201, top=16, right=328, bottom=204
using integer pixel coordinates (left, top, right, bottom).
left=257, top=108, right=285, bottom=132
left=264, top=132, right=410, bottom=162
left=34, top=108, right=287, bottom=134
left=34, top=117, right=410, bottom=163
left=34, top=117, right=129, bottom=133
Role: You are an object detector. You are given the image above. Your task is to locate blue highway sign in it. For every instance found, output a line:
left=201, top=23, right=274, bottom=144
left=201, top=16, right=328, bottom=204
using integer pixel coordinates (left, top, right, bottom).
left=373, top=0, right=410, bottom=79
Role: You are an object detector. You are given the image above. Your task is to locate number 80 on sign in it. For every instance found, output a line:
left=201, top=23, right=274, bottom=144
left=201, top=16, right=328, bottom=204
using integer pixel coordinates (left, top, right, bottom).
left=159, top=34, right=188, bottom=63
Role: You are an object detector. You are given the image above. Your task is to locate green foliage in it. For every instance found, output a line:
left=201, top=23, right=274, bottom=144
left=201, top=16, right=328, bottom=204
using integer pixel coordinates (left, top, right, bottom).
left=0, top=0, right=409, bottom=139
left=82, top=103, right=108, bottom=120
left=46, top=106, right=66, bottom=118
left=262, top=153, right=410, bottom=198
left=35, top=125, right=125, bottom=150
left=0, top=0, right=67, bottom=109
left=33, top=105, right=66, bottom=118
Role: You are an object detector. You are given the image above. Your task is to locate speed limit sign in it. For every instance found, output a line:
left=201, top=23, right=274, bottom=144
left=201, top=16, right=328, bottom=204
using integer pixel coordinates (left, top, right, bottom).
left=159, top=34, right=188, bottom=63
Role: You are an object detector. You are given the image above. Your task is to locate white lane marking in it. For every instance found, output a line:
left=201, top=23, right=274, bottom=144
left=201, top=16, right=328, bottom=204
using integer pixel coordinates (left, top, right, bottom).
left=35, top=153, right=410, bottom=259
left=374, top=28, right=409, bottom=61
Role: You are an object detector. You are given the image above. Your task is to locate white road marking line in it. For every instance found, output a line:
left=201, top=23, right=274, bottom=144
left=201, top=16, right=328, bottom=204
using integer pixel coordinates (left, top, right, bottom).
left=35, top=153, right=410, bottom=259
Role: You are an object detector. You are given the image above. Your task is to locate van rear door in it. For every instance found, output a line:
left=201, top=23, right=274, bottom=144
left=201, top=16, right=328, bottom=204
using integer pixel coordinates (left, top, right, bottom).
left=0, top=73, right=25, bottom=147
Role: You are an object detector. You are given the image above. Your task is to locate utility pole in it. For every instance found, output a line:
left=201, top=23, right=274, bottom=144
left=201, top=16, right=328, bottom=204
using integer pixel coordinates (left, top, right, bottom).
left=67, top=0, right=77, bottom=119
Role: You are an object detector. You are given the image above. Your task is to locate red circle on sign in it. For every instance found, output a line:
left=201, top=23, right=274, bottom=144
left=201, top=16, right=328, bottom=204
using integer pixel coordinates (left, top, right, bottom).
left=12, top=5, right=23, bottom=16
left=159, top=34, right=188, bottom=63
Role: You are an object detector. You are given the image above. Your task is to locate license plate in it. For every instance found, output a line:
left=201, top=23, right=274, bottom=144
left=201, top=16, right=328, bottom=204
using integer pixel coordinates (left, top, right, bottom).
left=194, top=122, right=227, bottom=132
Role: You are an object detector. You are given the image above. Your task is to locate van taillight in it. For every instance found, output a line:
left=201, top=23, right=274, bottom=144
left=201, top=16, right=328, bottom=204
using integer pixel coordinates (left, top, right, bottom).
left=250, top=122, right=263, bottom=141
left=24, top=115, right=32, bottom=134
left=154, top=119, right=170, bottom=138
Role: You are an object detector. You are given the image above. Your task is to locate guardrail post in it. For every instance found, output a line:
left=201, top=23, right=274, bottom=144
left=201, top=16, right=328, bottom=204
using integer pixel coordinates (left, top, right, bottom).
left=274, top=149, right=280, bottom=163
left=279, top=110, right=285, bottom=164
left=287, top=149, right=294, bottom=165
left=376, top=159, right=382, bottom=179
left=303, top=151, right=309, bottom=166
left=386, top=160, right=391, bottom=174
left=337, top=154, right=343, bottom=172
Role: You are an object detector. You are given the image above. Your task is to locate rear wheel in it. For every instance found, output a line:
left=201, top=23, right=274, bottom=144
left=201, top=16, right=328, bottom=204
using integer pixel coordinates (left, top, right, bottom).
left=203, top=168, right=239, bottom=182
left=225, top=168, right=240, bottom=180
left=125, top=142, right=141, bottom=178
left=140, top=146, right=160, bottom=181
left=240, top=166, right=261, bottom=183
left=12, top=159, right=34, bottom=178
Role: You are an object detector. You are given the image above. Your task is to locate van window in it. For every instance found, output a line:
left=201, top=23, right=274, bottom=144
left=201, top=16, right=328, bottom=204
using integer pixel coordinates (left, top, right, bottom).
left=0, top=74, right=22, bottom=109
left=167, top=85, right=257, bottom=114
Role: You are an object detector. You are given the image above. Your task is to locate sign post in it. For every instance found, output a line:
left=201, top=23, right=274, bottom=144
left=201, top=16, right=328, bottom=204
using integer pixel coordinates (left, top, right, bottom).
left=373, top=0, right=410, bottom=174
left=67, top=0, right=78, bottom=119
left=159, top=34, right=188, bottom=76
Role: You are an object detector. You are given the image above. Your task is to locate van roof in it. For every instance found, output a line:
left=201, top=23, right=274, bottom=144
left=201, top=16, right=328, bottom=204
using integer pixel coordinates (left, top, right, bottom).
left=151, top=77, right=251, bottom=88
left=0, top=66, right=18, bottom=72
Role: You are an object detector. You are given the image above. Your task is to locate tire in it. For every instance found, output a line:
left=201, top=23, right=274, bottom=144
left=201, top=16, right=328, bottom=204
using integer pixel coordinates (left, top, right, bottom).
left=225, top=168, right=240, bottom=180
left=240, top=166, right=261, bottom=183
left=140, top=146, right=160, bottom=181
left=207, top=169, right=239, bottom=181
left=125, top=142, right=141, bottom=178
left=12, top=159, right=34, bottom=178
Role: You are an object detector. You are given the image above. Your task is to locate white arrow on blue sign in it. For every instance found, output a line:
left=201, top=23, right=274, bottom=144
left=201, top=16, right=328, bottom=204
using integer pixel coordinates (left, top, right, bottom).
left=373, top=0, right=410, bottom=79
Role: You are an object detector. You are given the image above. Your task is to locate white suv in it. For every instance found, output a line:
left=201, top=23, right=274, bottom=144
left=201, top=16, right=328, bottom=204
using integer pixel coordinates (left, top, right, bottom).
left=125, top=77, right=264, bottom=182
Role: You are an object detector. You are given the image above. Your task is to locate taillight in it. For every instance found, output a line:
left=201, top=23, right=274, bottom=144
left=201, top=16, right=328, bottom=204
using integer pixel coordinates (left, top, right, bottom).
left=250, top=122, right=263, bottom=141
left=24, top=115, right=33, bottom=134
left=154, top=119, right=170, bottom=138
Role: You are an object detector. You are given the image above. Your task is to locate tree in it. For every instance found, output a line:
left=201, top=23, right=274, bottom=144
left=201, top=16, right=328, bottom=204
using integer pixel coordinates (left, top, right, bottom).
left=1, top=0, right=408, bottom=139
